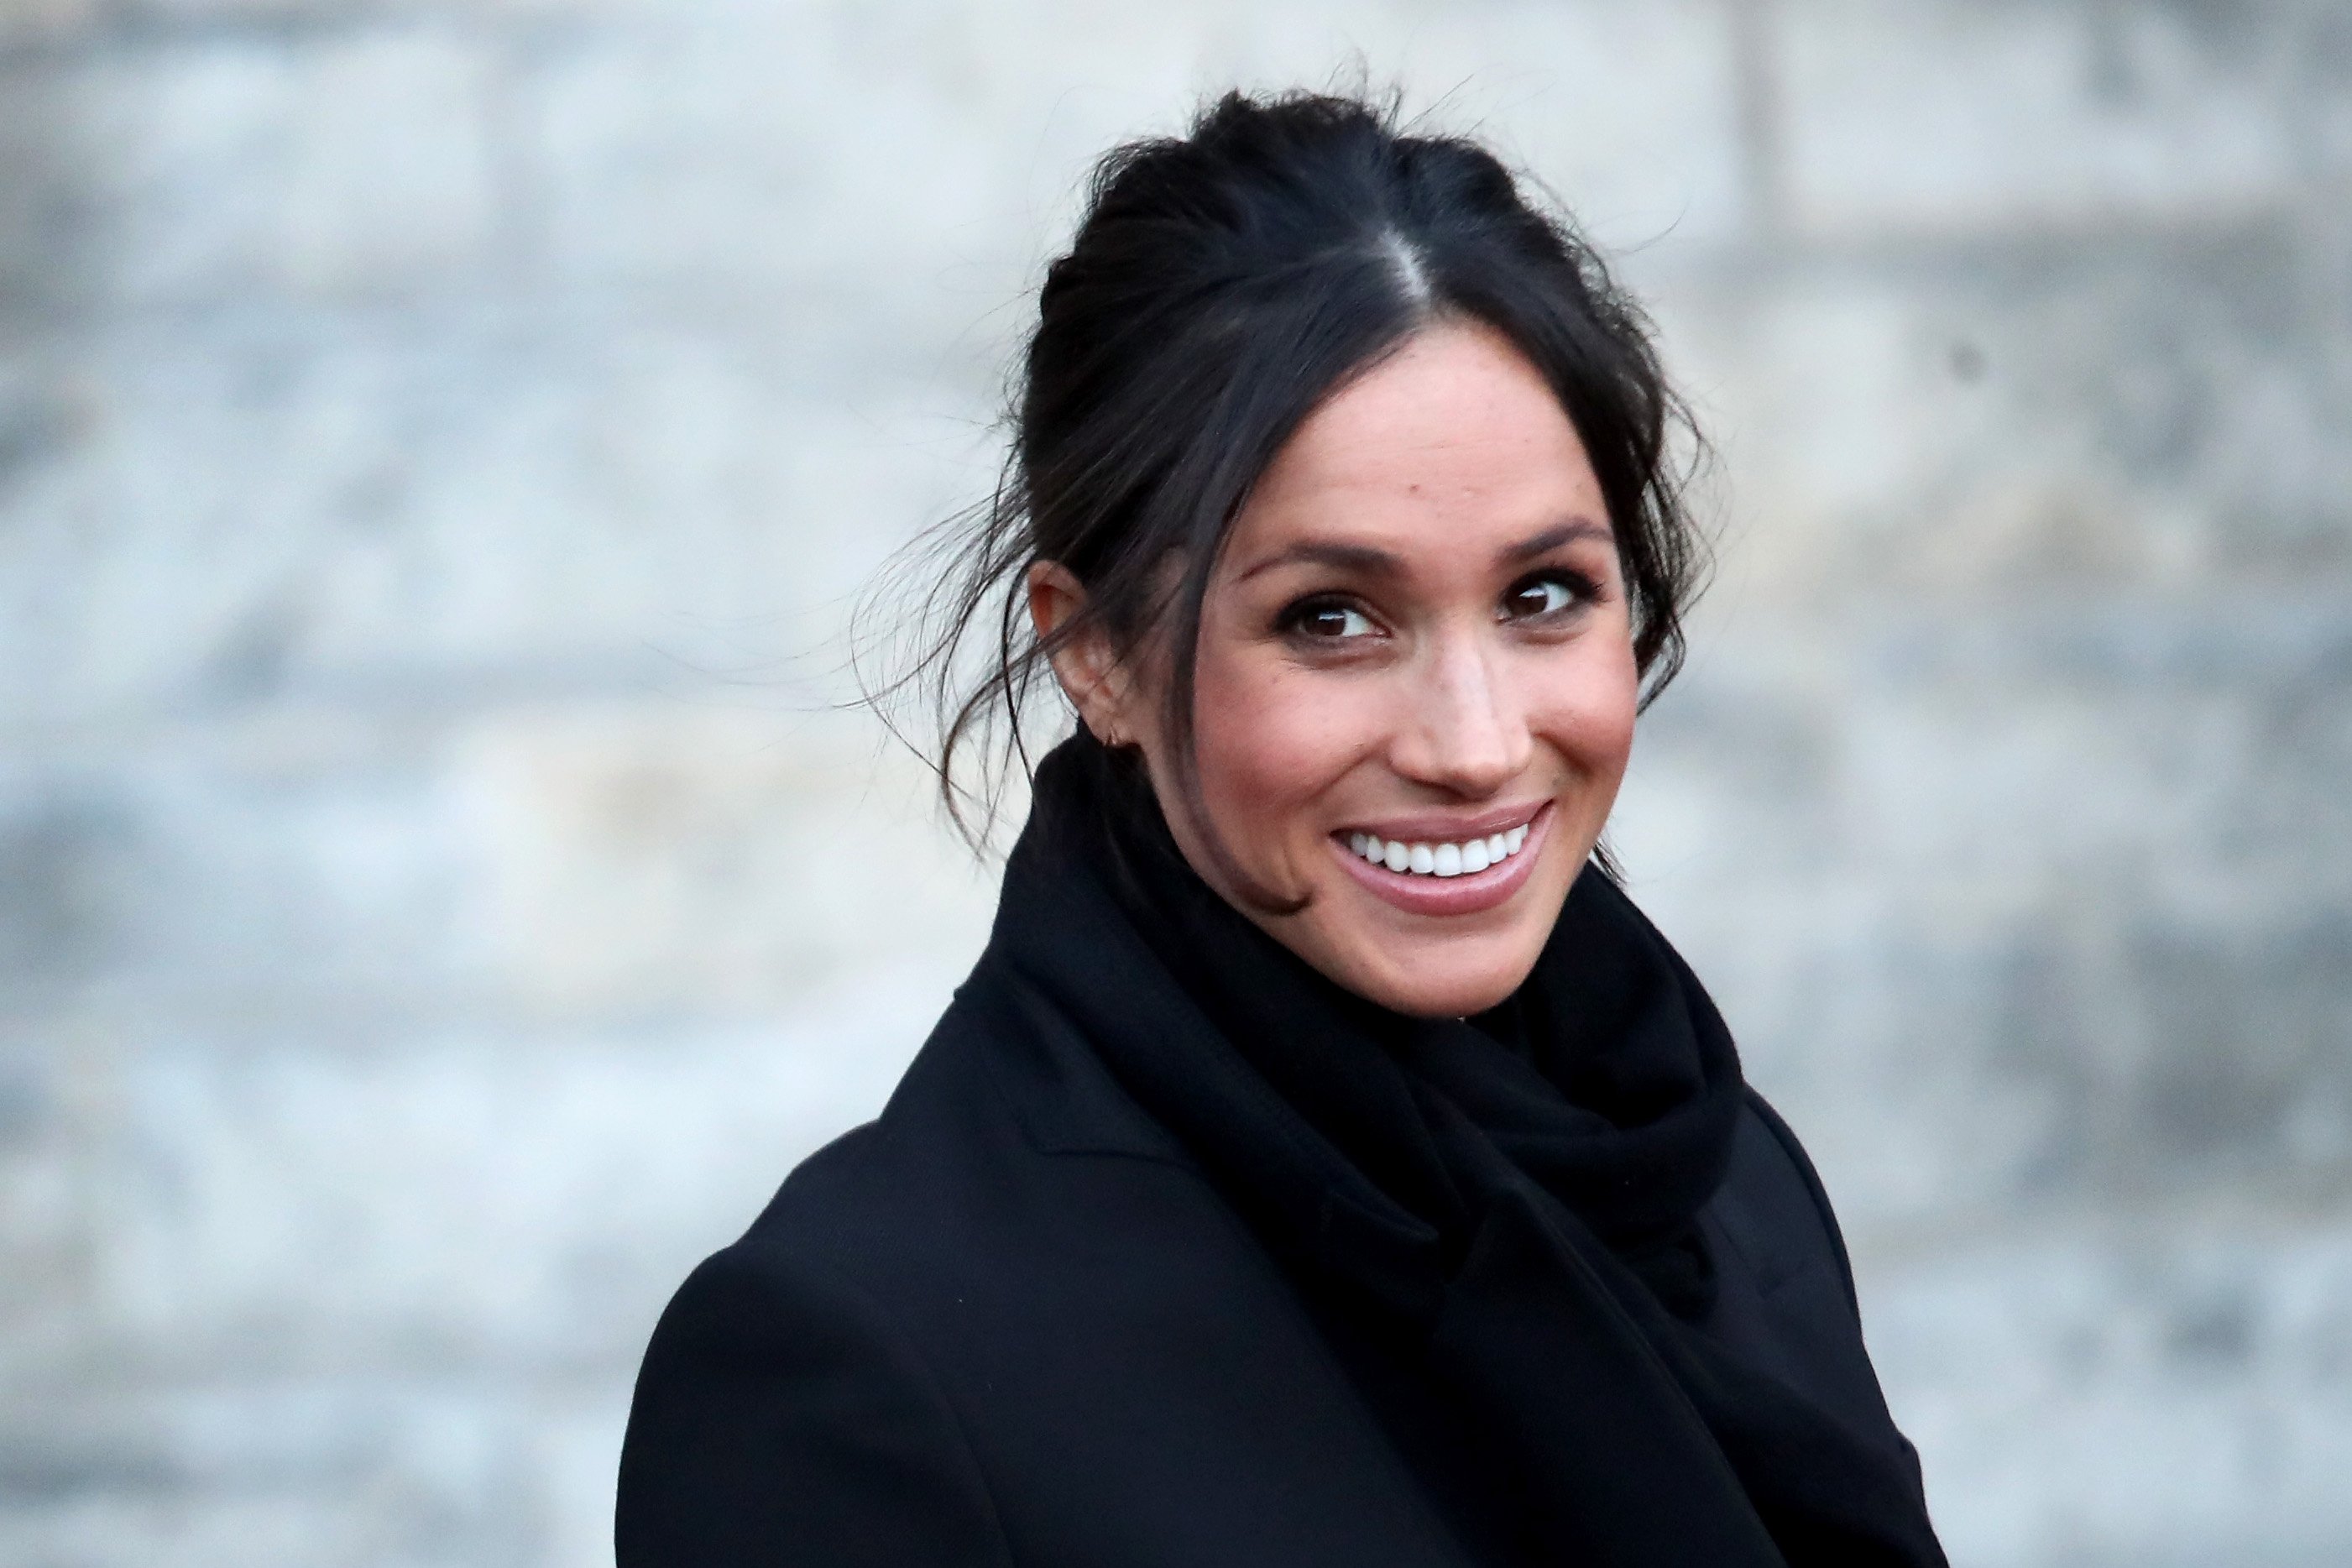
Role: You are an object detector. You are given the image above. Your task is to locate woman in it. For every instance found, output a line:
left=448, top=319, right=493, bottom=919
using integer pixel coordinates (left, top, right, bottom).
left=618, top=91, right=1946, bottom=1567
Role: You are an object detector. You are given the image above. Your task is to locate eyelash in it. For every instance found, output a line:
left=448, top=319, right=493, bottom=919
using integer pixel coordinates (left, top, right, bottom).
left=1274, top=570, right=1603, bottom=642
left=1499, top=568, right=1604, bottom=620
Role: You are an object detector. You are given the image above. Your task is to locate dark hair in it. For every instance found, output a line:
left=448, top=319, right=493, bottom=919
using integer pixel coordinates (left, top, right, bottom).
left=862, top=89, right=1706, bottom=886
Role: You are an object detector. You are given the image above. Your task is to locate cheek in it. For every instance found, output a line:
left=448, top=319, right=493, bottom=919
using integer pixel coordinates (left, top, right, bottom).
left=1590, top=653, right=1646, bottom=776
left=1529, top=636, right=1640, bottom=780
left=1188, top=644, right=1364, bottom=845
left=1589, top=661, right=1642, bottom=767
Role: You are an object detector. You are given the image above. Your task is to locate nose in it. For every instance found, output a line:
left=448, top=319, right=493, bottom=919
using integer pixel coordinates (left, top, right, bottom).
left=1389, top=625, right=1529, bottom=797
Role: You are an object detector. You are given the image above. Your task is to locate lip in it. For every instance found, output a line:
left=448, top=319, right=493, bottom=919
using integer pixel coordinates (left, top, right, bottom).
left=1329, top=802, right=1555, bottom=918
left=1339, top=801, right=1548, bottom=844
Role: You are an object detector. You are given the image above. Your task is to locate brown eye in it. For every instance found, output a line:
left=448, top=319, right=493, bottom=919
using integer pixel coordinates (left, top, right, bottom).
left=1283, top=599, right=1377, bottom=640
left=1501, top=574, right=1591, bottom=620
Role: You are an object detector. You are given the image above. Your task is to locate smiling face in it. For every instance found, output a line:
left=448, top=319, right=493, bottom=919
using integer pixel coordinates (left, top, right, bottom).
left=1036, top=320, right=1640, bottom=1017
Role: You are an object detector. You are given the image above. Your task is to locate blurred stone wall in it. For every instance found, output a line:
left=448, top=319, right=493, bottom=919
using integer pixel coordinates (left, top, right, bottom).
left=2, top=2, right=2347, bottom=1564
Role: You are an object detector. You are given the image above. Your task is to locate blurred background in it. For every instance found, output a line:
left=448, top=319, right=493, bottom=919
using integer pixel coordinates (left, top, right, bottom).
left=2, top=0, right=2349, bottom=1563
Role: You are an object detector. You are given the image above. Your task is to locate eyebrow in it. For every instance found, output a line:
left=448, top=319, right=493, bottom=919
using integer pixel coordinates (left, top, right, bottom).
left=1234, top=516, right=1613, bottom=583
left=1500, top=518, right=1613, bottom=564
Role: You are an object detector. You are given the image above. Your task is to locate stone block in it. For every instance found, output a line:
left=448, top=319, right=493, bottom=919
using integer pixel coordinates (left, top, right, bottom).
left=0, top=695, right=997, bottom=1028
left=0, top=60, right=90, bottom=315
left=0, top=318, right=1001, bottom=729
left=55, top=996, right=948, bottom=1378
left=0, top=0, right=101, bottom=47
left=1659, top=227, right=2352, bottom=609
left=68, top=20, right=499, bottom=304
left=0, top=1377, right=602, bottom=1568
left=0, top=731, right=481, bottom=1011
left=455, top=703, right=999, bottom=1016
left=1865, top=1215, right=2352, bottom=1567
left=1027, top=0, right=1753, bottom=251
left=519, top=7, right=1027, bottom=307
left=0, top=1019, right=102, bottom=1373
left=1775, top=0, right=2311, bottom=238
left=1618, top=594, right=2352, bottom=1236
left=518, top=0, right=1745, bottom=312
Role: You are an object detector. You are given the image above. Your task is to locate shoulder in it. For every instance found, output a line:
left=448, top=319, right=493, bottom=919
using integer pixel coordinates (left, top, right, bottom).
left=613, top=978, right=1059, bottom=1566
left=1701, top=1088, right=1920, bottom=1457
left=1707, top=1089, right=1931, bottom=1494
left=616, top=1232, right=1014, bottom=1566
left=739, top=964, right=1201, bottom=1294
left=617, top=965, right=1342, bottom=1561
left=720, top=968, right=1288, bottom=1400
left=1707, top=1088, right=1862, bottom=1320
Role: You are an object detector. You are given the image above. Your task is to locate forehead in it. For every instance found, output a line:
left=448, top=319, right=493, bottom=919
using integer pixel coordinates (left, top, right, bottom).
left=1231, top=320, right=1605, bottom=562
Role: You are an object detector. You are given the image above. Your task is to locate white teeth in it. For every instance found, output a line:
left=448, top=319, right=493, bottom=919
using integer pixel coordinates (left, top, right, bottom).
left=1351, top=821, right=1536, bottom=879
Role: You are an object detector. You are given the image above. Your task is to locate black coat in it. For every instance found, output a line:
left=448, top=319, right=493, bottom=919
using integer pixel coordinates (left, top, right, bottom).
left=615, top=954, right=1921, bottom=1566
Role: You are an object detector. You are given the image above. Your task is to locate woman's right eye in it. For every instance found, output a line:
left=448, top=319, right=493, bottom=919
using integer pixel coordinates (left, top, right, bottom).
left=1282, top=599, right=1377, bottom=640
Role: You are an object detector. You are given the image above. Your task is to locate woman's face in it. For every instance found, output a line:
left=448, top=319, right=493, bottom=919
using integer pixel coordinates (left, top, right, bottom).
left=1042, top=321, right=1640, bottom=1017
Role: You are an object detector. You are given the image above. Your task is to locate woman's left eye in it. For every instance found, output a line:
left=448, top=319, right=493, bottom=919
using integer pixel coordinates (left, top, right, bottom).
left=1500, top=573, right=1592, bottom=619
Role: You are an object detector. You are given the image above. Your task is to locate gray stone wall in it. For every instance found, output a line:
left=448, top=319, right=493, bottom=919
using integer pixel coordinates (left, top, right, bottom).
left=2, top=2, right=2346, bottom=1563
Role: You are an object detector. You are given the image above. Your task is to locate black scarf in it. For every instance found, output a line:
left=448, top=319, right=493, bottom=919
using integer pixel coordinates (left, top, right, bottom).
left=985, top=734, right=1946, bottom=1567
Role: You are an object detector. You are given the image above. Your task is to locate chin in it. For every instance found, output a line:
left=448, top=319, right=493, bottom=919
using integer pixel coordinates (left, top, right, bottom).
left=1376, top=974, right=1529, bottom=1020
left=1281, top=844, right=1585, bottom=1019
left=1325, top=934, right=1545, bottom=1019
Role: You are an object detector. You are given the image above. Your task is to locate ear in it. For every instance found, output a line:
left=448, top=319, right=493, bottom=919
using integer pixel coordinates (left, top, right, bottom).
left=1027, top=560, right=1138, bottom=747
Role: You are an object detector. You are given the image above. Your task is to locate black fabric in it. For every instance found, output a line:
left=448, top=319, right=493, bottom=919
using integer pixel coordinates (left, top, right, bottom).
left=617, top=732, right=1942, bottom=1567
left=986, top=733, right=1945, bottom=1568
